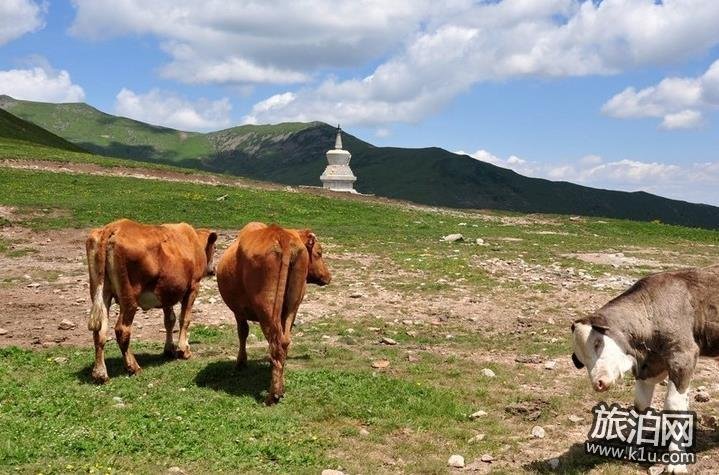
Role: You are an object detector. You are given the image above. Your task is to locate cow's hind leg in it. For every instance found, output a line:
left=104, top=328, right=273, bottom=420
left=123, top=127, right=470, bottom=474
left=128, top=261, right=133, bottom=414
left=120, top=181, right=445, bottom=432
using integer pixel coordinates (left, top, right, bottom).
left=235, top=313, right=249, bottom=369
left=90, top=291, right=112, bottom=383
left=175, top=287, right=197, bottom=359
left=162, top=306, right=177, bottom=357
left=260, top=316, right=286, bottom=405
left=115, top=305, right=141, bottom=375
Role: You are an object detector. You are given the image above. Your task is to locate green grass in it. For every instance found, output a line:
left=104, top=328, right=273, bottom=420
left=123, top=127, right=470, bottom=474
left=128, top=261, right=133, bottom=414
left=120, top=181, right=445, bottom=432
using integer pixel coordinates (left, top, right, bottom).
left=0, top=333, right=475, bottom=474
left=0, top=165, right=718, bottom=289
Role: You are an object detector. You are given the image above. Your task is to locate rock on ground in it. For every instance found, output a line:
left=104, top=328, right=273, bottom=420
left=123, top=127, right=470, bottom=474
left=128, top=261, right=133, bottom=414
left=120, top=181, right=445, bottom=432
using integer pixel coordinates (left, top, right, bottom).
left=481, top=368, right=496, bottom=378
left=442, top=233, right=464, bottom=242
left=531, top=426, right=546, bottom=438
left=448, top=454, right=465, bottom=468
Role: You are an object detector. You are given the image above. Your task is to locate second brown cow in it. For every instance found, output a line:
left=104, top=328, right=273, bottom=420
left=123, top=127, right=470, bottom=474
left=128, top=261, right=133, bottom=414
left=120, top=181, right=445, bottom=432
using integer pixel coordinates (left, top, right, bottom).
left=216, top=222, right=331, bottom=404
left=86, top=219, right=217, bottom=383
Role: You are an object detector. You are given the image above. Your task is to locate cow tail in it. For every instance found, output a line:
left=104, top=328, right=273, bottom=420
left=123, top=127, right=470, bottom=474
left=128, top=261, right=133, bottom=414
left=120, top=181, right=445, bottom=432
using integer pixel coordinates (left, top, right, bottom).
left=86, top=229, right=111, bottom=332
left=271, top=241, right=292, bottom=333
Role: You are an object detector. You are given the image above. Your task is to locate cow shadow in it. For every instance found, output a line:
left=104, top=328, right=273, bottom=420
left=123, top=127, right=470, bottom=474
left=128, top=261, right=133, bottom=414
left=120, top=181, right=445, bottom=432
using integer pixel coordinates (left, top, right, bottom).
left=523, top=427, right=719, bottom=472
left=74, top=352, right=174, bottom=384
left=194, top=359, right=272, bottom=403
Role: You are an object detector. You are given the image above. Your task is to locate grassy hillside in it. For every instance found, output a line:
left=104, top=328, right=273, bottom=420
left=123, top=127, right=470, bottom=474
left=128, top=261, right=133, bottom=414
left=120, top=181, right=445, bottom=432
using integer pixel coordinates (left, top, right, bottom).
left=3, top=95, right=719, bottom=229
left=0, top=107, right=86, bottom=153
left=2, top=162, right=719, bottom=473
left=0, top=95, right=211, bottom=161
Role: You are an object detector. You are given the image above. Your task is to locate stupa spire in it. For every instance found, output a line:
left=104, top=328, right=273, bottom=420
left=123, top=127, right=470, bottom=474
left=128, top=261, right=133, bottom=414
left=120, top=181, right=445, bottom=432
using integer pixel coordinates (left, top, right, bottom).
left=334, top=124, right=343, bottom=149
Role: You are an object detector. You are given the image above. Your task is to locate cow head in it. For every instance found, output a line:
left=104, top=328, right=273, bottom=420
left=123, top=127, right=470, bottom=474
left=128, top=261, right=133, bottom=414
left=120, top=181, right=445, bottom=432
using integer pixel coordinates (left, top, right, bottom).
left=197, top=229, right=218, bottom=276
left=299, top=230, right=331, bottom=286
left=571, top=319, right=634, bottom=392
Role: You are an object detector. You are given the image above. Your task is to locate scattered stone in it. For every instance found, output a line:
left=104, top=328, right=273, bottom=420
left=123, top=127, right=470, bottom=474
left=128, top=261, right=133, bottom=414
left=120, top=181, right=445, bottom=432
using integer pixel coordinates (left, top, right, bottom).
left=284, top=186, right=297, bottom=193
left=468, top=433, right=486, bottom=443
left=648, top=465, right=665, bottom=475
left=515, top=354, right=544, bottom=364
left=112, top=396, right=124, bottom=404
left=321, top=470, right=345, bottom=475
left=469, top=410, right=487, bottom=419
left=531, top=426, right=546, bottom=439
left=480, top=454, right=494, bottom=463
left=568, top=414, right=583, bottom=423
left=52, top=357, right=68, bottom=364
left=544, top=360, right=557, bottom=370
left=349, top=292, right=364, bottom=298
left=447, top=454, right=465, bottom=468
left=359, top=427, right=370, bottom=437
left=549, top=458, right=560, bottom=470
left=458, top=222, right=467, bottom=226
left=215, top=194, right=228, bottom=201
left=381, top=337, right=398, bottom=346
left=0, top=328, right=8, bottom=335
left=58, top=319, right=76, bottom=330
left=442, top=233, right=464, bottom=242
left=407, top=353, right=420, bottom=362
left=167, top=467, right=185, bottom=475
left=481, top=368, right=496, bottom=378
left=371, top=359, right=390, bottom=369
left=695, top=390, right=711, bottom=403
left=27, top=282, right=40, bottom=288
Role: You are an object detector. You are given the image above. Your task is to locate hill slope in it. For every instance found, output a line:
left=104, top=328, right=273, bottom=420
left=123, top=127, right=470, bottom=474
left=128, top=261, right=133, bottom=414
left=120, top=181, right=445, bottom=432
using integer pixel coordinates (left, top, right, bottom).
left=2, top=95, right=718, bottom=229
left=0, top=106, right=86, bottom=152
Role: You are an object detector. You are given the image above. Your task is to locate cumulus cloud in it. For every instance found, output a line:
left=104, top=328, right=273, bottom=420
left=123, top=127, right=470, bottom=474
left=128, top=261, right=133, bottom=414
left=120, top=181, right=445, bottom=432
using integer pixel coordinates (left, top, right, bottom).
left=0, top=65, right=85, bottom=102
left=0, top=0, right=45, bottom=45
left=70, top=0, right=432, bottom=85
left=69, top=1, right=719, bottom=126
left=602, top=59, right=719, bottom=129
left=114, top=88, right=231, bottom=131
left=457, top=149, right=719, bottom=205
left=240, top=0, right=719, bottom=126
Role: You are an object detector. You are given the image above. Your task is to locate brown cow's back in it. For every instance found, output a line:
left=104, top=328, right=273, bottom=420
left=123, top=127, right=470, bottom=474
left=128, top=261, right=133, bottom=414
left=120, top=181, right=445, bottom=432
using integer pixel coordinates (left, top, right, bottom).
left=217, top=223, right=308, bottom=320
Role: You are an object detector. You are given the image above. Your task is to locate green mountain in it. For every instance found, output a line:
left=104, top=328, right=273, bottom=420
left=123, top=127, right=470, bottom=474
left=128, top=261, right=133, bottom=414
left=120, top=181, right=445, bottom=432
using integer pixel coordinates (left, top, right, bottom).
left=0, top=105, right=86, bottom=153
left=2, top=94, right=719, bottom=229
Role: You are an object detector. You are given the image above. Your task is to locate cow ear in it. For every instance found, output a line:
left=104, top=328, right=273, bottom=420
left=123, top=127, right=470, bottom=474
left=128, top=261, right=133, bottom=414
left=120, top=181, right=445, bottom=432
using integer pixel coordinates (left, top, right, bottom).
left=591, top=324, right=610, bottom=335
left=572, top=353, right=585, bottom=369
left=305, top=231, right=316, bottom=250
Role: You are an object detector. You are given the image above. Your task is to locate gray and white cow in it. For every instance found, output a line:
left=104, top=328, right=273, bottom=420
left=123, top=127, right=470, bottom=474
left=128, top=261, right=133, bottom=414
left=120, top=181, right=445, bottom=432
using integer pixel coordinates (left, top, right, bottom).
left=571, top=265, right=719, bottom=473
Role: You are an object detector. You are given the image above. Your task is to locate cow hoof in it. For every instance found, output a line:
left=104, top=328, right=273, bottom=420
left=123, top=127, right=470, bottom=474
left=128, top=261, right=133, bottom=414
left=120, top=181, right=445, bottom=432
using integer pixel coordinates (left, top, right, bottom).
left=175, top=348, right=192, bottom=360
left=91, top=369, right=109, bottom=384
left=265, top=393, right=282, bottom=406
left=236, top=359, right=247, bottom=370
left=126, top=365, right=143, bottom=376
left=163, top=347, right=176, bottom=358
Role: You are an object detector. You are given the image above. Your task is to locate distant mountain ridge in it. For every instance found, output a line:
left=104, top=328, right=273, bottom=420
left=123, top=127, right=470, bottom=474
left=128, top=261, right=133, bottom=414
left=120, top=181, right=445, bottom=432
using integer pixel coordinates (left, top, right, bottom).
left=2, top=94, right=719, bottom=229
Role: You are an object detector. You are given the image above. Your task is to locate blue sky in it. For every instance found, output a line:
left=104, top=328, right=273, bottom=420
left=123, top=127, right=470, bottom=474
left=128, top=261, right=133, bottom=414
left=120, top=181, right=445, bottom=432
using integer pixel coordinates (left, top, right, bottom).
left=1, top=0, right=718, bottom=204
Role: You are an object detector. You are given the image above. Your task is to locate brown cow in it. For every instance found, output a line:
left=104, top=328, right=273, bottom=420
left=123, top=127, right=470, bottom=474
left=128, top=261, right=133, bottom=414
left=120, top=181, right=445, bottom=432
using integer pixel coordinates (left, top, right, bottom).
left=85, top=219, right=217, bottom=383
left=216, top=222, right=331, bottom=404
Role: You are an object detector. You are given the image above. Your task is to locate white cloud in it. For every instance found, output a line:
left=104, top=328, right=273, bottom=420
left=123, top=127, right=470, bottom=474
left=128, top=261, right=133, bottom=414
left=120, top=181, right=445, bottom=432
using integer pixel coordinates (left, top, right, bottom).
left=602, top=58, right=719, bottom=129
left=114, top=88, right=231, bottom=131
left=70, top=0, right=433, bottom=85
left=0, top=65, right=85, bottom=102
left=457, top=149, right=719, bottom=204
left=69, top=1, right=719, bottom=126
left=240, top=0, right=719, bottom=126
left=0, top=0, right=45, bottom=45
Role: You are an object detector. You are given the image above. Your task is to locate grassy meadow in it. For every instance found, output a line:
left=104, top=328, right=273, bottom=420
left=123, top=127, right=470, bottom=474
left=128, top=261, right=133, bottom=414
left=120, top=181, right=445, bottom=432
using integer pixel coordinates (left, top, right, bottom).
left=2, top=141, right=719, bottom=473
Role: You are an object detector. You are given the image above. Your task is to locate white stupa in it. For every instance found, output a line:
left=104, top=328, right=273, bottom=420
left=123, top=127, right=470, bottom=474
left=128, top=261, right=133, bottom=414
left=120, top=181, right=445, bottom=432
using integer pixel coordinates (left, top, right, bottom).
left=320, top=125, right=357, bottom=193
